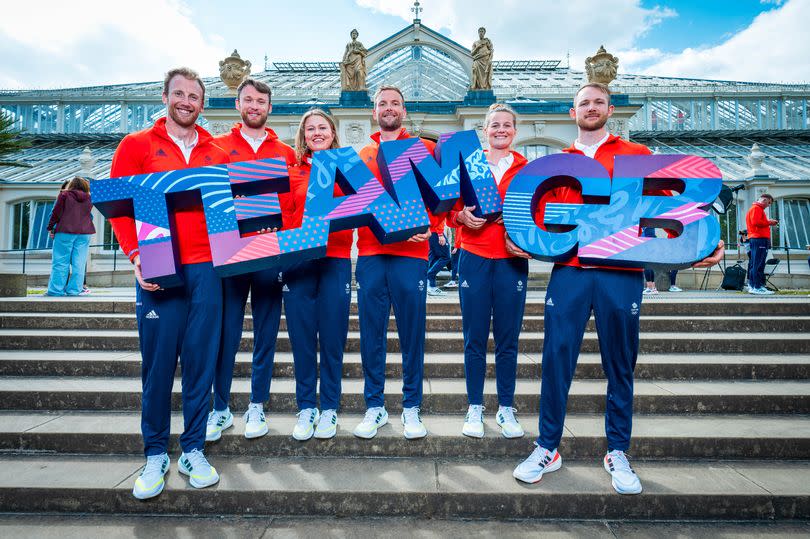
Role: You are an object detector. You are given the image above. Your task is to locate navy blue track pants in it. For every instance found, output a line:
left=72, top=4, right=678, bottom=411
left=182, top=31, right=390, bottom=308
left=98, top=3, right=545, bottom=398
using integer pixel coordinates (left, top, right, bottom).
left=748, top=237, right=770, bottom=289
left=213, top=267, right=282, bottom=411
left=283, top=257, right=352, bottom=411
left=356, top=255, right=427, bottom=409
left=136, top=262, right=222, bottom=457
left=458, top=249, right=528, bottom=407
left=538, top=265, right=643, bottom=452
left=427, top=233, right=451, bottom=287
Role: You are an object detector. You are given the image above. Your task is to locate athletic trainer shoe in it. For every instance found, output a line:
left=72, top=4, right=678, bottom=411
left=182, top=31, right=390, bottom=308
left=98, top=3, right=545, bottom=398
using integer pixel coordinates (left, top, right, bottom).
left=462, top=404, right=485, bottom=438
left=353, top=407, right=388, bottom=439
left=513, top=444, right=562, bottom=483
left=292, top=408, right=320, bottom=441
left=604, top=450, right=642, bottom=495
left=427, top=286, right=446, bottom=296
left=205, top=408, right=233, bottom=441
left=668, top=285, right=683, bottom=292
left=496, top=406, right=525, bottom=438
left=444, top=280, right=458, bottom=288
left=243, top=402, right=268, bottom=439
left=178, top=449, right=219, bottom=489
left=314, top=409, right=338, bottom=439
left=401, top=406, right=428, bottom=439
left=642, top=288, right=658, bottom=295
left=132, top=453, right=170, bottom=500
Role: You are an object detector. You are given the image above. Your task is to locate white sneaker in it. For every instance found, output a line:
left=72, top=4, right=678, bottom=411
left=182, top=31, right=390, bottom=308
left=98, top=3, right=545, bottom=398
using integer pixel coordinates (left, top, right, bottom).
left=642, top=288, right=658, bottom=295
left=758, top=287, right=775, bottom=295
left=401, top=406, right=427, bottom=439
left=604, top=450, right=642, bottom=494
left=132, top=453, right=170, bottom=499
left=444, top=280, right=458, bottom=288
left=353, top=407, right=389, bottom=439
left=293, top=408, right=320, bottom=441
left=243, top=403, right=268, bottom=439
left=205, top=408, right=233, bottom=441
left=178, top=449, right=219, bottom=489
left=462, top=404, right=485, bottom=438
left=668, top=285, right=683, bottom=292
left=314, top=409, right=338, bottom=439
left=427, top=286, right=446, bottom=296
left=513, top=444, right=562, bottom=483
left=496, top=406, right=524, bottom=438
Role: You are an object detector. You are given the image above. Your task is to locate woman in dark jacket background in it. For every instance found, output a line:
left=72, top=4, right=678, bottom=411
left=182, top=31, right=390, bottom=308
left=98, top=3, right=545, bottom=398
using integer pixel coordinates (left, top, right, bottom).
left=46, top=176, right=95, bottom=296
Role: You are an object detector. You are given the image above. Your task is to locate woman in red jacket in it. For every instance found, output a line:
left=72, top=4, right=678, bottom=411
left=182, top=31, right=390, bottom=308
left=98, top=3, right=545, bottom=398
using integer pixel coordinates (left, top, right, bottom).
left=284, top=109, right=353, bottom=440
left=451, top=103, right=529, bottom=439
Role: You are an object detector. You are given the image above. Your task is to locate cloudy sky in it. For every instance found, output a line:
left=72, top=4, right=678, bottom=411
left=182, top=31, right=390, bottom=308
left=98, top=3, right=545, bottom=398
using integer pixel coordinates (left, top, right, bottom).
left=1, top=0, right=807, bottom=89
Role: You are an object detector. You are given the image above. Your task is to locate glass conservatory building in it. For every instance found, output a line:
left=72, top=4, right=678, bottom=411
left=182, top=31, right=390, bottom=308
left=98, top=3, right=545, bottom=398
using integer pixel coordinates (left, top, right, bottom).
left=2, top=20, right=809, bottom=273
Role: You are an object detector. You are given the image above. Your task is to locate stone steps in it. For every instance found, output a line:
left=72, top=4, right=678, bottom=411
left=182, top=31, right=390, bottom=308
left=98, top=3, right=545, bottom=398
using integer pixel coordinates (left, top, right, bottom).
left=1, top=376, right=807, bottom=414
left=1, top=455, right=808, bottom=520
left=2, top=329, right=808, bottom=354
left=2, top=297, right=808, bottom=316
left=2, top=412, right=808, bottom=460
left=2, top=351, right=806, bottom=380
left=2, top=514, right=809, bottom=538
left=3, top=312, right=809, bottom=333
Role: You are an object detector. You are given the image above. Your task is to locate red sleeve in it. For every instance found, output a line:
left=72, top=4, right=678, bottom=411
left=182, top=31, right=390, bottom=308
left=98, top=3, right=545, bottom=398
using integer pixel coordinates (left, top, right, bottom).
left=429, top=212, right=445, bottom=234
left=108, top=135, right=146, bottom=263
left=750, top=205, right=770, bottom=227
left=47, top=191, right=66, bottom=231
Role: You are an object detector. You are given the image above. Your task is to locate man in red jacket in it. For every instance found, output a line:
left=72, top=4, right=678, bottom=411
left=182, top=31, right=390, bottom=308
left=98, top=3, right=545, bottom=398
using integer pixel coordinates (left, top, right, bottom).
left=109, top=67, right=229, bottom=499
left=513, top=82, right=723, bottom=494
left=352, top=85, right=439, bottom=440
left=206, top=78, right=297, bottom=442
left=745, top=193, right=778, bottom=295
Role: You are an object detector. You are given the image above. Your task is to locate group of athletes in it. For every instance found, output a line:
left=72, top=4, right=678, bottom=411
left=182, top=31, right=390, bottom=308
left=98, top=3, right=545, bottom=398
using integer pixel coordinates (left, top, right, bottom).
left=108, top=67, right=723, bottom=501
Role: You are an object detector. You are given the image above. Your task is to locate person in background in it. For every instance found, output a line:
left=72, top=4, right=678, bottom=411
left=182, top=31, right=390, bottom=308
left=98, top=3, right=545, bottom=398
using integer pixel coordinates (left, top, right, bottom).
left=745, top=193, right=778, bottom=295
left=445, top=224, right=460, bottom=288
left=427, top=222, right=451, bottom=296
left=46, top=176, right=95, bottom=296
left=641, top=228, right=681, bottom=294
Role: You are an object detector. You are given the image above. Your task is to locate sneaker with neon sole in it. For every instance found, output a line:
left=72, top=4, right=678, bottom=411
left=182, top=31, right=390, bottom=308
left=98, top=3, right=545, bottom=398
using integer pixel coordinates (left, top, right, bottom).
left=243, top=403, right=268, bottom=439
left=292, top=408, right=320, bottom=441
left=178, top=449, right=219, bottom=489
left=132, top=453, right=170, bottom=499
left=496, top=406, right=525, bottom=438
left=401, top=406, right=427, bottom=439
left=462, top=404, right=484, bottom=438
left=205, top=408, right=233, bottom=441
left=353, top=407, right=388, bottom=439
left=314, top=409, right=338, bottom=439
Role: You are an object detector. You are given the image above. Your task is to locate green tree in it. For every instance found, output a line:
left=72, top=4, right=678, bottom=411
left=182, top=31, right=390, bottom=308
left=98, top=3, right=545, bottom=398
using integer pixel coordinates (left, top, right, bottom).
left=0, top=111, right=31, bottom=167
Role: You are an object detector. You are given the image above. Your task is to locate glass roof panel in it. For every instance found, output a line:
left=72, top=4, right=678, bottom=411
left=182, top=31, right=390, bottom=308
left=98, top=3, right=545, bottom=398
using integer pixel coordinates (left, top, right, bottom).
left=366, top=45, right=469, bottom=101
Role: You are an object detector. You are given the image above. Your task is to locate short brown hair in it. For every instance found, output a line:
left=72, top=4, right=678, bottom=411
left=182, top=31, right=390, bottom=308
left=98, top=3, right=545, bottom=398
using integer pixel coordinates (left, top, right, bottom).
left=373, top=85, right=405, bottom=105
left=574, top=82, right=611, bottom=106
left=760, top=193, right=774, bottom=202
left=237, top=78, right=272, bottom=101
left=294, top=108, right=340, bottom=165
left=65, top=176, right=90, bottom=193
left=163, top=67, right=206, bottom=100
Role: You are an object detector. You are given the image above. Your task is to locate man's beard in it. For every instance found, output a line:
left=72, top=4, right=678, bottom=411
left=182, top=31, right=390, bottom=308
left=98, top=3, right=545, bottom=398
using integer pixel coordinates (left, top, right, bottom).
left=241, top=111, right=268, bottom=129
left=576, top=113, right=608, bottom=132
left=168, top=105, right=199, bottom=128
left=378, top=113, right=402, bottom=131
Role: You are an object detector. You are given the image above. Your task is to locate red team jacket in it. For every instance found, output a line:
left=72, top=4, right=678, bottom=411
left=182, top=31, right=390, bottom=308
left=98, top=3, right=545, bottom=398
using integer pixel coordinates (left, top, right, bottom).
left=109, top=117, right=230, bottom=265
left=214, top=124, right=297, bottom=230
left=449, top=150, right=528, bottom=259
left=537, top=135, right=652, bottom=269
left=288, top=160, right=354, bottom=259
left=357, top=128, right=445, bottom=260
left=746, top=201, right=773, bottom=239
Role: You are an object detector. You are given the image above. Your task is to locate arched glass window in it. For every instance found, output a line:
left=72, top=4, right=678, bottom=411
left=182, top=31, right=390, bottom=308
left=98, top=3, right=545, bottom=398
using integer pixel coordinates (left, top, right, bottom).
left=519, top=144, right=560, bottom=161
left=367, top=46, right=469, bottom=101
left=777, top=197, right=810, bottom=249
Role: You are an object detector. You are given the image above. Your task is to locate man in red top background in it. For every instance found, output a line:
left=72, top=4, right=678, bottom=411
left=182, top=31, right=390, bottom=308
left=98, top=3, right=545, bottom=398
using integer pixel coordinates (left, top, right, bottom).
left=513, top=82, right=723, bottom=494
left=745, top=193, right=778, bottom=295
left=109, top=67, right=228, bottom=499
left=206, top=78, right=297, bottom=442
left=352, top=85, right=439, bottom=440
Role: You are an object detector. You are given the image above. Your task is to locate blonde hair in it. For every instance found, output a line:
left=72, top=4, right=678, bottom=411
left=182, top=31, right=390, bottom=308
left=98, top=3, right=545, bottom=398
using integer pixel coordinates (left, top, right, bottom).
left=574, top=82, right=611, bottom=105
left=295, top=108, right=340, bottom=165
left=483, top=102, right=518, bottom=129
left=163, top=67, right=205, bottom=100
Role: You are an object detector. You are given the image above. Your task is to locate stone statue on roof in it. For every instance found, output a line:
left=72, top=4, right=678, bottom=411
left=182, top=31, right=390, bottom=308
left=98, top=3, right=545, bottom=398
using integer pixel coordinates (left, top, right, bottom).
left=341, top=29, right=368, bottom=91
left=470, top=27, right=493, bottom=90
left=585, top=45, right=619, bottom=85
left=219, top=50, right=251, bottom=93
